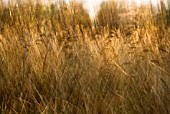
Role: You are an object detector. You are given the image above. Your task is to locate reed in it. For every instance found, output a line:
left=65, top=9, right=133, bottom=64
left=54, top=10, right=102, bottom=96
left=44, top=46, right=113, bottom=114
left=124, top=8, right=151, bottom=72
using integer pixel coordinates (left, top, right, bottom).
left=0, top=0, right=170, bottom=113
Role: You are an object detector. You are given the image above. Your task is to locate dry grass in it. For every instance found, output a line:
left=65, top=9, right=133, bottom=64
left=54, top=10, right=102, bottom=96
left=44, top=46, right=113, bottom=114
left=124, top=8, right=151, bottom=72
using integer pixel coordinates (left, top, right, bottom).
left=0, top=1, right=170, bottom=114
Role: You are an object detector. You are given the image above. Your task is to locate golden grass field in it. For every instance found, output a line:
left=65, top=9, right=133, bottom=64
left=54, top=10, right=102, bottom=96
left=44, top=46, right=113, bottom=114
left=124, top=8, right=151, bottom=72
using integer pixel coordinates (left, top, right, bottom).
left=0, top=1, right=170, bottom=114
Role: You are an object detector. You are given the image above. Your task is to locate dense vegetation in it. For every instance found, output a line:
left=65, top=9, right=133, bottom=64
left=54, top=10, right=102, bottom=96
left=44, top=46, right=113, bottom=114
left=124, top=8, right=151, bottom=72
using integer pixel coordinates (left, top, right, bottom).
left=0, top=0, right=170, bottom=113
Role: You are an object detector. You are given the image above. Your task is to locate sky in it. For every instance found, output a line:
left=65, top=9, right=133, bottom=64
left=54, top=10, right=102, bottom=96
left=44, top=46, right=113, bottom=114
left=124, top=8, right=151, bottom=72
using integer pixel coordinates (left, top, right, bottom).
left=62, top=0, right=103, bottom=20
left=2, top=0, right=169, bottom=20
left=81, top=0, right=103, bottom=20
left=80, top=0, right=169, bottom=20
left=59, top=0, right=169, bottom=19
